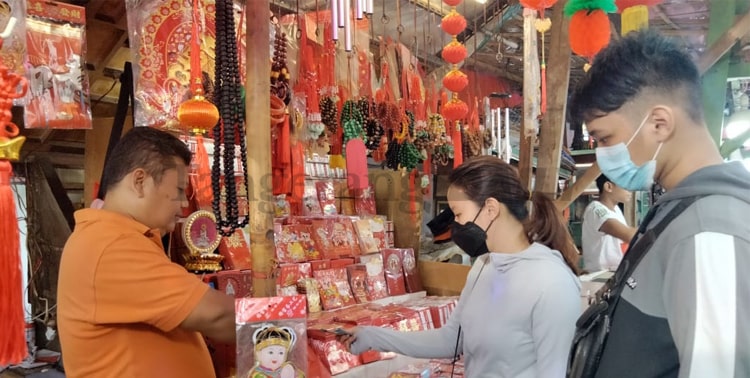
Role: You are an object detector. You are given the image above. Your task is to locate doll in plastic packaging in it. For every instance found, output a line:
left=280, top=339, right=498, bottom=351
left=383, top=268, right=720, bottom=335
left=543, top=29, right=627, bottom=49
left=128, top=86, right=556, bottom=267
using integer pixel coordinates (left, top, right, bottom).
left=250, top=325, right=305, bottom=378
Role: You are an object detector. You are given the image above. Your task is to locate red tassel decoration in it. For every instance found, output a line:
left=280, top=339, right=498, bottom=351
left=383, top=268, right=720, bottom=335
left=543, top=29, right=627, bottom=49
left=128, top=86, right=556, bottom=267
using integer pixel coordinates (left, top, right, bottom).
left=0, top=161, right=25, bottom=365
left=192, top=135, right=213, bottom=209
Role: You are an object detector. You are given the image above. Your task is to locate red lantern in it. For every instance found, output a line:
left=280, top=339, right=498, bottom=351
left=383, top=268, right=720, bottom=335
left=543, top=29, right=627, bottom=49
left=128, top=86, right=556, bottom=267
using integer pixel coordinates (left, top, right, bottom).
left=615, top=0, right=662, bottom=12
left=520, top=0, right=558, bottom=11
left=442, top=69, right=468, bottom=93
left=441, top=39, right=468, bottom=64
left=441, top=10, right=467, bottom=36
left=441, top=98, right=469, bottom=121
left=569, top=10, right=611, bottom=59
left=177, top=90, right=220, bottom=133
left=443, top=0, right=462, bottom=6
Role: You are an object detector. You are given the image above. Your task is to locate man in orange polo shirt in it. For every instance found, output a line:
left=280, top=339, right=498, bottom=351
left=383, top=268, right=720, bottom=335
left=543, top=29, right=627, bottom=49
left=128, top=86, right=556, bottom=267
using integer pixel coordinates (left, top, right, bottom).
left=58, top=127, right=235, bottom=377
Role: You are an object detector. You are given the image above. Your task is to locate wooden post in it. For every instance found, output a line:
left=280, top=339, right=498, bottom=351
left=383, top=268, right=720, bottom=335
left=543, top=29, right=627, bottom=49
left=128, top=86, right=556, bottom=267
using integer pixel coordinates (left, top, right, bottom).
left=536, top=1, right=571, bottom=198
left=519, top=8, right=540, bottom=191
left=246, top=0, right=275, bottom=297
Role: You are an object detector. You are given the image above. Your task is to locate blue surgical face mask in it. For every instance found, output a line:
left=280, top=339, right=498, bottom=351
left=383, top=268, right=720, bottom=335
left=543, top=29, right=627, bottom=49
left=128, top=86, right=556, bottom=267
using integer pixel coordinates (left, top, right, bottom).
left=595, top=115, right=663, bottom=191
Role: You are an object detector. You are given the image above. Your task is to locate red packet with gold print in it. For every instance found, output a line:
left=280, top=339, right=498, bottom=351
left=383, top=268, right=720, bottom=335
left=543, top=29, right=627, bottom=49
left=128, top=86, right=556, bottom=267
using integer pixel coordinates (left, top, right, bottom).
left=25, top=0, right=92, bottom=129
left=382, top=249, right=407, bottom=296
left=235, top=296, right=308, bottom=377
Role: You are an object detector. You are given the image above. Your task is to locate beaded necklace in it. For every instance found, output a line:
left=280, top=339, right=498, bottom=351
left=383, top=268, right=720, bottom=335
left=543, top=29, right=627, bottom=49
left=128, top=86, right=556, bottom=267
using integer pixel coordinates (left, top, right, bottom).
left=341, top=100, right=365, bottom=144
left=211, top=0, right=249, bottom=237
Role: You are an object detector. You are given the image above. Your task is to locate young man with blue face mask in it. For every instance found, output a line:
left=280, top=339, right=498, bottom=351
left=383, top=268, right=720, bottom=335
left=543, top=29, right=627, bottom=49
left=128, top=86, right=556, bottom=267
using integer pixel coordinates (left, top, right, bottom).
left=569, top=30, right=750, bottom=377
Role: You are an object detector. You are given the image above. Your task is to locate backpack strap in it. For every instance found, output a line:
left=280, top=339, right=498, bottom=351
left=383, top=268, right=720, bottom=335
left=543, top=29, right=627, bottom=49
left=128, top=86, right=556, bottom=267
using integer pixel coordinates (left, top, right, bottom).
left=602, top=195, right=705, bottom=306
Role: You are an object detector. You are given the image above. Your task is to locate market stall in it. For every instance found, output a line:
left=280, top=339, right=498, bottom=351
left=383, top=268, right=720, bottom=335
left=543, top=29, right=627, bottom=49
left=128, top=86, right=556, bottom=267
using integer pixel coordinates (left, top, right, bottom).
left=1, top=0, right=741, bottom=376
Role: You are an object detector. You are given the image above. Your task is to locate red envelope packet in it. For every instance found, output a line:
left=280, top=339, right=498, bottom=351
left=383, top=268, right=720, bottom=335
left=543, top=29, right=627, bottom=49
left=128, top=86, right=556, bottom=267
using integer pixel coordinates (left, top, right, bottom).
left=382, top=249, right=407, bottom=296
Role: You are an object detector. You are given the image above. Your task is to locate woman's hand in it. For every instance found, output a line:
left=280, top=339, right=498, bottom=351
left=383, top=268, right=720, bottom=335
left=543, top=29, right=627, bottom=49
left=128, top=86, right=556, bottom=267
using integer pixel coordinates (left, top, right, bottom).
left=336, top=327, right=359, bottom=353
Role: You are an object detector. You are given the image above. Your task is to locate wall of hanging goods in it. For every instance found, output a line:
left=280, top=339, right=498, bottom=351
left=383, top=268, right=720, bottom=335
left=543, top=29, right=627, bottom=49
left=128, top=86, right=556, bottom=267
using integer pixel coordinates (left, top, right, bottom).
left=0, top=0, right=607, bottom=374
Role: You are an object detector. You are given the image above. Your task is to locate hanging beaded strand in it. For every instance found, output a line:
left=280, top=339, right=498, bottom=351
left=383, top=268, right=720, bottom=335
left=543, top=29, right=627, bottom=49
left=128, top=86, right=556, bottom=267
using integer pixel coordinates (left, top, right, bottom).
left=212, top=0, right=249, bottom=237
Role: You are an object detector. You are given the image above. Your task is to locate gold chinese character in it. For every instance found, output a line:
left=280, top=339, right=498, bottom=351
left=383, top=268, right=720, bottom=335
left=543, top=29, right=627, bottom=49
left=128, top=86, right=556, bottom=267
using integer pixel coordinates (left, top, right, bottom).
left=60, top=8, right=70, bottom=17
left=224, top=232, right=244, bottom=248
left=70, top=9, right=81, bottom=19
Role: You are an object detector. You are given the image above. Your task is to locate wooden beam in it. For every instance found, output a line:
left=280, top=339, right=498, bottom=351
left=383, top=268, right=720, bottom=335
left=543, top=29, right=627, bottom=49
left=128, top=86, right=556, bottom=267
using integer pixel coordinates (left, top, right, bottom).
left=428, top=3, right=522, bottom=80
left=697, top=9, right=750, bottom=74
left=535, top=1, right=570, bottom=197
left=408, top=0, right=448, bottom=17
left=89, top=30, right=128, bottom=84
left=555, top=162, right=600, bottom=211
left=247, top=0, right=275, bottom=298
left=518, top=8, right=539, bottom=190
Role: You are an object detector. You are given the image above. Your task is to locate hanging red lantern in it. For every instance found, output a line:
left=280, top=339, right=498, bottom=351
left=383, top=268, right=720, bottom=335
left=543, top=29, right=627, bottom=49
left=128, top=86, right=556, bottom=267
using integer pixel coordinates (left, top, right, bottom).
left=441, top=39, right=468, bottom=64
left=569, top=9, right=611, bottom=59
left=442, top=69, right=468, bottom=93
left=441, top=98, right=469, bottom=121
left=520, top=0, right=559, bottom=11
left=177, top=89, right=220, bottom=133
left=441, top=10, right=467, bottom=36
left=615, top=0, right=662, bottom=11
left=443, top=0, right=462, bottom=6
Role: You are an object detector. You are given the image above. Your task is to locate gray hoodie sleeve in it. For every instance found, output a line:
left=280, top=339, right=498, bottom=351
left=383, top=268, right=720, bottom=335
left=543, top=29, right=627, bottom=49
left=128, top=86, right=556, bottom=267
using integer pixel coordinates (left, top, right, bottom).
left=349, top=260, right=484, bottom=358
left=663, top=232, right=750, bottom=378
left=350, top=315, right=461, bottom=359
left=530, top=267, right=581, bottom=378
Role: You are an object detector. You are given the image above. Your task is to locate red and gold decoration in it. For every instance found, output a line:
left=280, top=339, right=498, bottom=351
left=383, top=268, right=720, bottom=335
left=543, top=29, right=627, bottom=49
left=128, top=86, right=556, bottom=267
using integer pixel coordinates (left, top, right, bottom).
left=564, top=0, right=617, bottom=70
left=616, top=0, right=662, bottom=36
left=520, top=0, right=557, bottom=115
left=439, top=0, right=470, bottom=167
left=125, top=0, right=246, bottom=128
left=182, top=210, right=224, bottom=272
left=0, top=15, right=28, bottom=365
left=177, top=0, right=220, bottom=134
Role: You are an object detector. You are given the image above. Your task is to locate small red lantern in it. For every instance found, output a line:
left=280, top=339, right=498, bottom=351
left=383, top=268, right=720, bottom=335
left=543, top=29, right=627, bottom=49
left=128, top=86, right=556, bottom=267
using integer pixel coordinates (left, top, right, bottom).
left=441, top=39, right=468, bottom=64
left=441, top=10, right=467, bottom=36
left=520, top=0, right=559, bottom=11
left=569, top=9, right=611, bottom=59
left=442, top=69, right=468, bottom=93
left=441, top=98, right=469, bottom=121
left=615, top=0, right=662, bottom=11
left=177, top=88, right=220, bottom=133
left=443, top=0, right=462, bottom=6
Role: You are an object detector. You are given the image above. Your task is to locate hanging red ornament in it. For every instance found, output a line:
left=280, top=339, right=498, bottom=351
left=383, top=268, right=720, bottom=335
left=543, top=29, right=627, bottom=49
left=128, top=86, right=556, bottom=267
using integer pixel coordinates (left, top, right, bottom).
left=441, top=98, right=469, bottom=121
left=520, top=0, right=559, bottom=11
left=177, top=91, right=220, bottom=132
left=615, top=0, right=662, bottom=11
left=441, top=39, right=468, bottom=64
left=569, top=9, right=611, bottom=59
left=441, top=10, right=467, bottom=36
left=177, top=0, right=220, bottom=133
left=443, top=0, right=463, bottom=6
left=442, top=69, right=469, bottom=93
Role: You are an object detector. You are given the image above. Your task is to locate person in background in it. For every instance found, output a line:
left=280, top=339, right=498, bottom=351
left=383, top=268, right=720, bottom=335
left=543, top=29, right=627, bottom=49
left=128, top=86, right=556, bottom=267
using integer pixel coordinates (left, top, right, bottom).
left=339, top=156, right=581, bottom=378
left=581, top=174, right=637, bottom=272
left=57, top=127, right=235, bottom=378
left=569, top=30, right=750, bottom=377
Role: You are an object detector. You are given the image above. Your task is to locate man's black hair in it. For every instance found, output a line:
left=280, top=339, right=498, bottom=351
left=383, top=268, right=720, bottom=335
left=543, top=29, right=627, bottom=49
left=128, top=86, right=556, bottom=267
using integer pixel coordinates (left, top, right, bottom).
left=569, top=30, right=703, bottom=125
left=101, top=127, right=192, bottom=195
left=596, top=174, right=612, bottom=193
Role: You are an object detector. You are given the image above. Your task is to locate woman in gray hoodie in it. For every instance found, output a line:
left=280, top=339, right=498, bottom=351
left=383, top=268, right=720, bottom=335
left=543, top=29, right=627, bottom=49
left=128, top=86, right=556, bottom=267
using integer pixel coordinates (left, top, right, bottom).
left=341, top=156, right=582, bottom=377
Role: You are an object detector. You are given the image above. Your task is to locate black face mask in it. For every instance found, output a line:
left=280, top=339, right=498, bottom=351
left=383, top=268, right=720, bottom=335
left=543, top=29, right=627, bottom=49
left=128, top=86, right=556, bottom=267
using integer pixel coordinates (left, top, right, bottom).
left=451, top=208, right=494, bottom=258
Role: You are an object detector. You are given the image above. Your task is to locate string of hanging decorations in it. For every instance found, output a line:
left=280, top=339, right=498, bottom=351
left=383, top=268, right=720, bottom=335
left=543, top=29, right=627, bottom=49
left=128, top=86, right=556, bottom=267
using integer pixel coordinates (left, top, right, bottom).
left=439, top=0, right=469, bottom=123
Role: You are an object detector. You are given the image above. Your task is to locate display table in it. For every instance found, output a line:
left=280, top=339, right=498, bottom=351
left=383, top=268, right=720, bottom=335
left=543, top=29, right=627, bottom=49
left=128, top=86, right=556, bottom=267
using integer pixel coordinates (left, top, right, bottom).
left=337, top=355, right=429, bottom=377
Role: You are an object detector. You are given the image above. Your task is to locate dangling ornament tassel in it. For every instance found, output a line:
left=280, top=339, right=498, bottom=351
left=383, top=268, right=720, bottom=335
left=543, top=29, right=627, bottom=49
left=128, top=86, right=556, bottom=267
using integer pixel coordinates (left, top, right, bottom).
left=0, top=161, right=26, bottom=366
